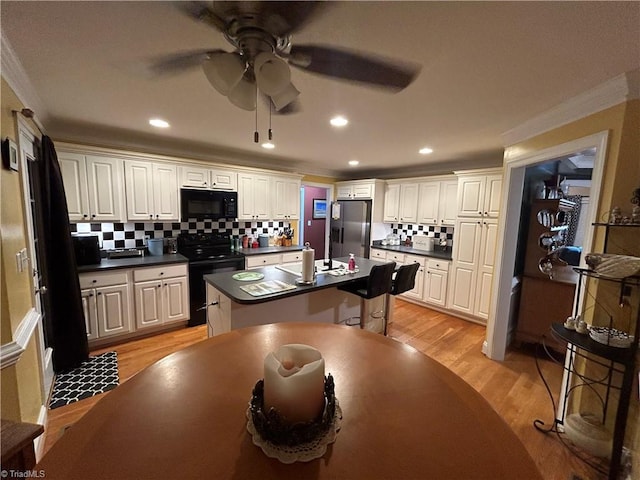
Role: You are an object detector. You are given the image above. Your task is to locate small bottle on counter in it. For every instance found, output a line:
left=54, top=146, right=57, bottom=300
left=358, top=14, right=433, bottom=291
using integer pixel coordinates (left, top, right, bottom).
left=348, top=253, right=356, bottom=272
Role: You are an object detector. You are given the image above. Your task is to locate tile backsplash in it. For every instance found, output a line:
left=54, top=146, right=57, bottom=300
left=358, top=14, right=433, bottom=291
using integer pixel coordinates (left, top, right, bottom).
left=71, top=220, right=293, bottom=251
left=391, top=223, right=454, bottom=247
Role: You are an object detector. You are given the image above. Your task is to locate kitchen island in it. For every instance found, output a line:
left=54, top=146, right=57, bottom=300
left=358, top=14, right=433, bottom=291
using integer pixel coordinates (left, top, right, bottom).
left=204, top=256, right=389, bottom=336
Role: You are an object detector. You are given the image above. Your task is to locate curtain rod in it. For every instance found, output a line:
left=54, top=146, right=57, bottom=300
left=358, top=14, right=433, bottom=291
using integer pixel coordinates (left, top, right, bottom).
left=13, top=108, right=46, bottom=136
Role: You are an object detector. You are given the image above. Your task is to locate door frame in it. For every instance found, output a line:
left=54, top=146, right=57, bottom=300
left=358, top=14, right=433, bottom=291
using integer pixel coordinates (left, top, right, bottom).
left=300, top=181, right=334, bottom=259
left=16, top=116, right=55, bottom=407
left=485, top=130, right=609, bottom=360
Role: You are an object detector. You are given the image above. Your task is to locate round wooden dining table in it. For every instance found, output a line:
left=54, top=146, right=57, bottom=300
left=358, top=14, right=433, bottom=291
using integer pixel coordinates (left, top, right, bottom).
left=37, top=323, right=542, bottom=479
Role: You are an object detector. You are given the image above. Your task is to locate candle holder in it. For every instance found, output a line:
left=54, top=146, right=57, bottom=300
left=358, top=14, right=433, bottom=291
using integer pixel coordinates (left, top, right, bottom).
left=246, top=374, right=342, bottom=463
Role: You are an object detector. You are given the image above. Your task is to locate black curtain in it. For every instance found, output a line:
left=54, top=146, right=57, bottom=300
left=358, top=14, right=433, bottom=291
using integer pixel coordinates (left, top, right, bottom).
left=39, top=136, right=89, bottom=372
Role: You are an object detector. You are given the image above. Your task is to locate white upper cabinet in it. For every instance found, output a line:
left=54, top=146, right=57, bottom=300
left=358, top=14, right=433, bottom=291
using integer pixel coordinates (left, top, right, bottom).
left=238, top=172, right=270, bottom=220
left=384, top=182, right=418, bottom=223
left=124, top=160, right=179, bottom=221
left=456, top=171, right=502, bottom=218
left=58, top=150, right=125, bottom=222
left=336, top=180, right=376, bottom=199
left=272, top=175, right=301, bottom=220
left=438, top=180, right=458, bottom=225
left=179, top=164, right=237, bottom=191
left=417, top=181, right=440, bottom=225
left=383, top=184, right=401, bottom=222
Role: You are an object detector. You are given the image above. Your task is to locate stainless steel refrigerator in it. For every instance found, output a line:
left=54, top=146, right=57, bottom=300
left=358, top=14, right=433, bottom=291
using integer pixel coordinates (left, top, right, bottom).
left=329, top=200, right=372, bottom=258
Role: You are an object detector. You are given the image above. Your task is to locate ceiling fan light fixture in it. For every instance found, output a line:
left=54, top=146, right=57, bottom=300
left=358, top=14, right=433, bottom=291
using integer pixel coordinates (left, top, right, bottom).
left=254, top=52, right=291, bottom=96
left=228, top=74, right=257, bottom=111
left=271, top=82, right=300, bottom=111
left=202, top=52, right=245, bottom=95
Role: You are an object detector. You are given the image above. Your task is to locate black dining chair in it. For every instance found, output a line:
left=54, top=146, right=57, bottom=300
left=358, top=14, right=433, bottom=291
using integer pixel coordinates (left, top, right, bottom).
left=338, top=261, right=396, bottom=331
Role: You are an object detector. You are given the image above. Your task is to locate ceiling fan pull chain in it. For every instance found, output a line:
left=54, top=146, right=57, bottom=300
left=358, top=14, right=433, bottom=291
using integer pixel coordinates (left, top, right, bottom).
left=254, top=83, right=259, bottom=143
left=268, top=100, right=273, bottom=141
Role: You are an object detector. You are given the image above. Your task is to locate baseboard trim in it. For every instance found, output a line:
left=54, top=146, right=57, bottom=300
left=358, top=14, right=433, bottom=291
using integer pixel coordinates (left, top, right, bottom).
left=34, top=404, right=48, bottom=463
left=0, top=308, right=40, bottom=368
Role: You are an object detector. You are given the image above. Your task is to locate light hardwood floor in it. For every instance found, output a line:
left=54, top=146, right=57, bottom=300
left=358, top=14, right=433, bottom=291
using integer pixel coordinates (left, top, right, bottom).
left=42, top=300, right=605, bottom=479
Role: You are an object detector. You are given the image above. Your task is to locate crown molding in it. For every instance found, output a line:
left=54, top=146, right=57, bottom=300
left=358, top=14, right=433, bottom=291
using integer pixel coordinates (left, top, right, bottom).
left=1, top=32, right=47, bottom=120
left=502, top=69, right=640, bottom=147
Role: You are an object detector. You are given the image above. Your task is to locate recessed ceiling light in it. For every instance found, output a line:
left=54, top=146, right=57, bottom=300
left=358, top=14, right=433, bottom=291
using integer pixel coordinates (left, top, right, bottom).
left=149, top=118, right=170, bottom=128
left=419, top=147, right=433, bottom=155
left=348, top=160, right=359, bottom=166
left=330, top=116, right=349, bottom=127
left=261, top=142, right=275, bottom=149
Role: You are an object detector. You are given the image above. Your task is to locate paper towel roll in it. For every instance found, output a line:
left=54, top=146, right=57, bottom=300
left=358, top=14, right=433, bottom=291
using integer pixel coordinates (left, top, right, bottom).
left=301, top=247, right=315, bottom=282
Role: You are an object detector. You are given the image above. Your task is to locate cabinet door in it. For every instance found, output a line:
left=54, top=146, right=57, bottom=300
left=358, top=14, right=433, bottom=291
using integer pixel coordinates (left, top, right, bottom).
left=383, top=184, right=400, bottom=222
left=179, top=165, right=209, bottom=188
left=336, top=185, right=353, bottom=199
left=81, top=289, right=99, bottom=340
left=272, top=177, right=300, bottom=220
left=134, top=280, right=163, bottom=329
left=474, top=219, right=498, bottom=319
left=237, top=174, right=255, bottom=219
left=398, top=183, right=419, bottom=223
left=417, top=182, right=440, bottom=225
left=352, top=183, right=373, bottom=198
left=153, top=163, right=179, bottom=221
left=438, top=180, right=458, bottom=225
left=125, top=160, right=155, bottom=221
left=206, top=284, right=231, bottom=336
left=424, top=270, right=448, bottom=307
left=448, top=220, right=482, bottom=314
left=401, top=261, right=424, bottom=301
left=210, top=168, right=237, bottom=191
left=58, top=151, right=90, bottom=222
left=96, top=284, right=131, bottom=337
left=483, top=175, right=503, bottom=218
left=163, top=276, right=189, bottom=323
left=253, top=175, right=271, bottom=219
left=370, top=248, right=387, bottom=260
left=457, top=175, right=485, bottom=217
left=85, top=155, right=124, bottom=222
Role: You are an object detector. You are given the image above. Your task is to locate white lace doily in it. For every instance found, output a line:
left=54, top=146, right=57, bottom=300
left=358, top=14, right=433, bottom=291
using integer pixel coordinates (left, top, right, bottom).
left=246, top=399, right=342, bottom=464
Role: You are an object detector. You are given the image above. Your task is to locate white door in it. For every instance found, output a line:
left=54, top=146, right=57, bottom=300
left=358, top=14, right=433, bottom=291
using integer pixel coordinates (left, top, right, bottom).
left=474, top=219, right=498, bottom=319
left=424, top=270, right=448, bottom=307
left=125, top=160, right=154, bottom=221
left=81, top=289, right=99, bottom=340
left=483, top=175, right=503, bottom=218
left=86, top=155, right=124, bottom=222
left=398, top=183, right=419, bottom=223
left=153, top=163, right=178, bottom=221
left=253, top=175, right=271, bottom=219
left=58, top=151, right=90, bottom=222
left=438, top=180, right=458, bottom=225
left=237, top=174, right=256, bottom=219
left=134, top=281, right=163, bottom=329
left=448, top=220, right=482, bottom=314
left=457, top=176, right=485, bottom=217
left=163, top=276, right=189, bottom=323
left=383, top=184, right=400, bottom=222
left=96, top=284, right=130, bottom=337
left=417, top=182, right=440, bottom=225
left=179, top=165, right=209, bottom=188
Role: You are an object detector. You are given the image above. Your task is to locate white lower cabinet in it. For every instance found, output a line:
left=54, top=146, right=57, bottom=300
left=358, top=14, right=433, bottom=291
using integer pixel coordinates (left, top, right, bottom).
left=423, top=259, right=449, bottom=307
left=399, top=255, right=424, bottom=301
left=80, top=271, right=132, bottom=340
left=133, top=264, right=189, bottom=329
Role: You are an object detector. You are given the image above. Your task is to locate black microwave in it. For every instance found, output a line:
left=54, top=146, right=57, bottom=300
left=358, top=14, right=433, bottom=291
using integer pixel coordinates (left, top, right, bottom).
left=180, top=188, right=237, bottom=221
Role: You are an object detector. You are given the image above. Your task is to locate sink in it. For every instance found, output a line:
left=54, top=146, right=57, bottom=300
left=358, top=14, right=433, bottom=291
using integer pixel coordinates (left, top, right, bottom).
left=276, top=259, right=349, bottom=276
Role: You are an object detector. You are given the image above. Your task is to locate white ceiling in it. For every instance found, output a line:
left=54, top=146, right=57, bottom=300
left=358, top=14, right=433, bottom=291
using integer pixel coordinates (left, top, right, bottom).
left=2, top=1, right=639, bottom=179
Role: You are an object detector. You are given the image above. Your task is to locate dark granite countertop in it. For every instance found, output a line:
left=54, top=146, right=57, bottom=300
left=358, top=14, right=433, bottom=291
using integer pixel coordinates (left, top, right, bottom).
left=371, top=241, right=453, bottom=261
left=205, top=256, right=388, bottom=304
left=77, top=253, right=189, bottom=273
left=237, top=245, right=305, bottom=256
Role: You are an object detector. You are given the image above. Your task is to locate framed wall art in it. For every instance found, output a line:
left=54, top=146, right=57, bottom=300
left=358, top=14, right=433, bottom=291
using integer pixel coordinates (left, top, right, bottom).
left=312, top=199, right=327, bottom=219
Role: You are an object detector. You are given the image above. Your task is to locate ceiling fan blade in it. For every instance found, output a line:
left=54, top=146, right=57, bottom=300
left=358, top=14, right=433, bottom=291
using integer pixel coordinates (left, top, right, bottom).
left=210, top=1, right=328, bottom=36
left=149, top=49, right=226, bottom=76
left=287, top=45, right=421, bottom=92
left=176, top=1, right=227, bottom=32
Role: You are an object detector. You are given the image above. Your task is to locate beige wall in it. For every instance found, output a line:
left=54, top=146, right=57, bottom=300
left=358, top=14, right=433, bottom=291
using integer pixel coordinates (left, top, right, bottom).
left=1, top=76, right=44, bottom=423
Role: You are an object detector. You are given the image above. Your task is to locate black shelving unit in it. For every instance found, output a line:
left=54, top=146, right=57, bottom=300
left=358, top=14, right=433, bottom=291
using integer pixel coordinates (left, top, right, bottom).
left=549, top=223, right=639, bottom=480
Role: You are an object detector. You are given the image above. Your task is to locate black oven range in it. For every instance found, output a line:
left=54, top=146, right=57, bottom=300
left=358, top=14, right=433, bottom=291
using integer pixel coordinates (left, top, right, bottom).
left=177, top=233, right=244, bottom=326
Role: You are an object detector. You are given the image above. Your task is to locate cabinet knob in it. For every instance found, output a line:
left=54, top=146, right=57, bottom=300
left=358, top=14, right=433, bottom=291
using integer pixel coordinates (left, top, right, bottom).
left=159, top=272, right=164, bottom=275
left=478, top=211, right=482, bottom=215
left=149, top=214, right=153, bottom=219
left=91, top=214, right=96, bottom=218
left=83, top=214, right=88, bottom=218
left=89, top=293, right=94, bottom=297
left=155, top=214, right=159, bottom=218
left=484, top=211, right=488, bottom=215
left=97, top=292, right=102, bottom=295
left=157, top=284, right=161, bottom=288
left=92, top=279, right=97, bottom=283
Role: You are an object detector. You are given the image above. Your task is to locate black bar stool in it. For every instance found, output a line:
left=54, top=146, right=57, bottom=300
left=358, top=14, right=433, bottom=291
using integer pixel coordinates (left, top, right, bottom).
left=386, top=263, right=420, bottom=335
left=338, top=261, right=396, bottom=331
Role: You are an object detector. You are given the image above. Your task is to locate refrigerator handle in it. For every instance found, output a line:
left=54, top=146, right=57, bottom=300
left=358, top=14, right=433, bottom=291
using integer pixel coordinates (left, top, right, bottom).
left=341, top=227, right=344, bottom=244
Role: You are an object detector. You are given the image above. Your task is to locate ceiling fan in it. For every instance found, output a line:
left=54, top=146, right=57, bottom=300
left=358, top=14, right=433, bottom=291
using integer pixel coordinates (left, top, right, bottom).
left=150, top=1, right=422, bottom=113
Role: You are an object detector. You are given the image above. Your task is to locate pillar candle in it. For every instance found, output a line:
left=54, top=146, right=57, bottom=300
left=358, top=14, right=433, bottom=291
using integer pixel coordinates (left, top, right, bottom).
left=263, top=344, right=325, bottom=424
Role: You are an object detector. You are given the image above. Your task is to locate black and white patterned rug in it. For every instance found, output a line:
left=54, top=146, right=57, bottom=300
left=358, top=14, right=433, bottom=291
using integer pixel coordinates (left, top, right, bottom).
left=49, top=351, right=119, bottom=409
